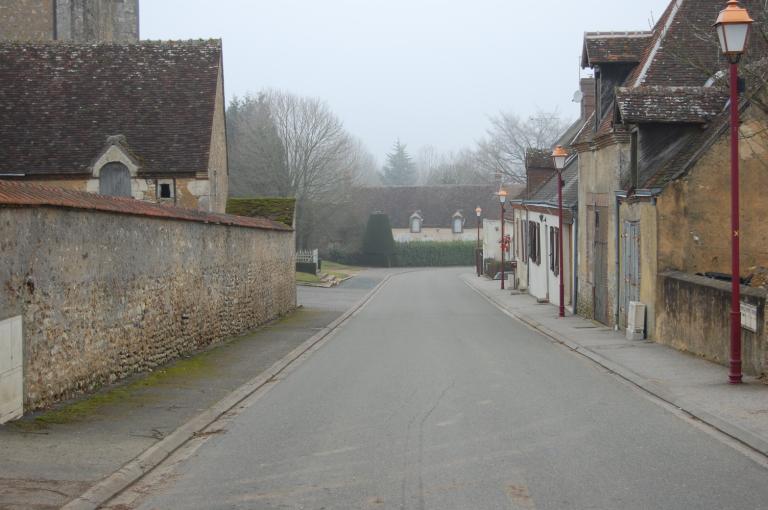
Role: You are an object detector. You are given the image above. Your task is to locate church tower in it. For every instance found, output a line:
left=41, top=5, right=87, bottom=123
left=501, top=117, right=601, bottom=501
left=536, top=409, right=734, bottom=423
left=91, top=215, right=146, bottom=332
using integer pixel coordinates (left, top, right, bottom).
left=0, top=0, right=139, bottom=43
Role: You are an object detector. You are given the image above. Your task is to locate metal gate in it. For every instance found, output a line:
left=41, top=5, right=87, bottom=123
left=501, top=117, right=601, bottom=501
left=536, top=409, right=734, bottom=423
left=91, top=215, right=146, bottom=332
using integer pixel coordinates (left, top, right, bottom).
left=621, top=221, right=641, bottom=329
left=593, top=207, right=609, bottom=324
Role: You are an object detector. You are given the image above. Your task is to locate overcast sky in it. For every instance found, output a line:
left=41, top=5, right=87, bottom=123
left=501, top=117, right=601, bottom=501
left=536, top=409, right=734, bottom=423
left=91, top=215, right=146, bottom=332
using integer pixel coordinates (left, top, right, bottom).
left=142, top=0, right=670, bottom=163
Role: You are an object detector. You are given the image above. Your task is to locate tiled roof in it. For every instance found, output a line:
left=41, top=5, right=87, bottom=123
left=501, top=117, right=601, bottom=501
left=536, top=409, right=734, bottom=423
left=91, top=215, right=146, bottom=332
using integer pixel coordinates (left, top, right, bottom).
left=581, top=31, right=652, bottom=68
left=0, top=40, right=222, bottom=177
left=0, top=180, right=292, bottom=231
left=642, top=108, right=731, bottom=188
left=529, top=156, right=579, bottom=209
left=616, top=86, right=728, bottom=123
left=628, top=0, right=766, bottom=88
left=351, top=185, right=524, bottom=229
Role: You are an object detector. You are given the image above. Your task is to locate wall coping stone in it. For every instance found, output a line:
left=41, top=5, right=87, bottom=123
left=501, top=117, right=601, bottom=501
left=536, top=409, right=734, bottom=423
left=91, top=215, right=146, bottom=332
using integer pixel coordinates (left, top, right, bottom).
left=0, top=180, right=292, bottom=232
left=660, top=271, right=768, bottom=300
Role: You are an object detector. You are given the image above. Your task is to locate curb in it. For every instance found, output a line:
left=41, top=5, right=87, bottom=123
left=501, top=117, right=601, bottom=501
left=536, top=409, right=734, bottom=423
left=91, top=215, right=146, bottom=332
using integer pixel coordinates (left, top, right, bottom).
left=62, top=272, right=395, bottom=510
left=462, top=276, right=768, bottom=459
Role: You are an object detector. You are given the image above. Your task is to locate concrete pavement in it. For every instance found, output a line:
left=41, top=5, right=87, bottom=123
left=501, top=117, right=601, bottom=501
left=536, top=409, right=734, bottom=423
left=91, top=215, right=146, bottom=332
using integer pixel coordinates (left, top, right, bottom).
left=0, top=270, right=387, bottom=510
left=105, top=268, right=768, bottom=510
left=462, top=271, right=768, bottom=457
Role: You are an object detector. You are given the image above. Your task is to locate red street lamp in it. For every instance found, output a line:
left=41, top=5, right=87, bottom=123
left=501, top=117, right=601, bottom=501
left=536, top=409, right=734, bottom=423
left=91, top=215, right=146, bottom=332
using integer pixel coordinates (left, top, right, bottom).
left=475, top=206, right=483, bottom=277
left=498, top=189, right=508, bottom=290
left=714, top=0, right=753, bottom=384
left=552, top=145, right=568, bottom=318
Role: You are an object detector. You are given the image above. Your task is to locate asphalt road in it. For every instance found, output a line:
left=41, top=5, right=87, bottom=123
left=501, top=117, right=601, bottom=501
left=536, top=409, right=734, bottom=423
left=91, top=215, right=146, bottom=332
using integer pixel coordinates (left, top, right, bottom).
left=112, top=268, right=768, bottom=510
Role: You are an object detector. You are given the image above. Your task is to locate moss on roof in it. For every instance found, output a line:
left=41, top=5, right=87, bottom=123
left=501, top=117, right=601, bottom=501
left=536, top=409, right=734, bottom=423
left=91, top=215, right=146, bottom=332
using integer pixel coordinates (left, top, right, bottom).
left=226, top=198, right=296, bottom=227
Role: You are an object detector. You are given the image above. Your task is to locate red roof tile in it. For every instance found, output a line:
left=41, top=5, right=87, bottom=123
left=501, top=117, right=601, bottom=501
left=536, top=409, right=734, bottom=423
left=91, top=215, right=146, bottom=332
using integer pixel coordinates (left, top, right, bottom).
left=581, top=31, right=652, bottom=68
left=616, top=86, right=728, bottom=123
left=0, top=180, right=292, bottom=231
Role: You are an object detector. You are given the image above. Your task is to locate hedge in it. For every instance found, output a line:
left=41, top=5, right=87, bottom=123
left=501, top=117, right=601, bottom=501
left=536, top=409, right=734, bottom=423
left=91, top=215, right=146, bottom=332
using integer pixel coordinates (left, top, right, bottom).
left=393, top=241, right=475, bottom=267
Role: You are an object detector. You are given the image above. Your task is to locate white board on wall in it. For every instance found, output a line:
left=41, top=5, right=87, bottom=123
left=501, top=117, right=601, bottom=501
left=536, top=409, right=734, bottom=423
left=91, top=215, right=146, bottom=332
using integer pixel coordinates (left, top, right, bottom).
left=0, top=316, right=23, bottom=424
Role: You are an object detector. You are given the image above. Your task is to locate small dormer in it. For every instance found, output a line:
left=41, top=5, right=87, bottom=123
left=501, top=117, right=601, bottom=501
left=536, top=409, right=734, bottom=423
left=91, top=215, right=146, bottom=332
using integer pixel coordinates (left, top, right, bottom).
left=91, top=135, right=140, bottom=198
left=452, top=211, right=464, bottom=234
left=410, top=211, right=423, bottom=233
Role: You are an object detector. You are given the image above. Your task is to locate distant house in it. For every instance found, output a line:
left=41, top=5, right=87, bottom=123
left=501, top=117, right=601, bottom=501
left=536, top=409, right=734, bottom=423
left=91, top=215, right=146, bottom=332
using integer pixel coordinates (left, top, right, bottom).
left=350, top=185, right=521, bottom=243
left=0, top=40, right=228, bottom=213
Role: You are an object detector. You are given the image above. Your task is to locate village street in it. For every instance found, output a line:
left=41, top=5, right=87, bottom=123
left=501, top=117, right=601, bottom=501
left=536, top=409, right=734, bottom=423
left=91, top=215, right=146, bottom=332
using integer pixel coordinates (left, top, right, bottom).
left=106, top=268, right=768, bottom=510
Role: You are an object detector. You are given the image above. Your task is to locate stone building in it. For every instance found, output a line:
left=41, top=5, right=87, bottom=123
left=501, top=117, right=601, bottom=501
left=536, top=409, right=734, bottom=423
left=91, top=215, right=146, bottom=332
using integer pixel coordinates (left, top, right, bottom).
left=574, top=0, right=768, bottom=374
left=0, top=0, right=139, bottom=42
left=0, top=40, right=229, bottom=213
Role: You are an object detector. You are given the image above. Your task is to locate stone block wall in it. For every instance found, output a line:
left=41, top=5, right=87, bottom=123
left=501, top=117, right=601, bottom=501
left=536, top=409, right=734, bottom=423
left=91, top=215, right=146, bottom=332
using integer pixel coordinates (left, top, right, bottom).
left=0, top=0, right=55, bottom=41
left=0, top=206, right=296, bottom=411
left=656, top=271, right=766, bottom=376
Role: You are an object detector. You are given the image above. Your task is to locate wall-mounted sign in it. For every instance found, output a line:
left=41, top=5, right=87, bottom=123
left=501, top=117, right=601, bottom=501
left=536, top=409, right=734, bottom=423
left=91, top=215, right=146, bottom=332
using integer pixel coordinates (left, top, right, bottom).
left=740, top=302, right=758, bottom=332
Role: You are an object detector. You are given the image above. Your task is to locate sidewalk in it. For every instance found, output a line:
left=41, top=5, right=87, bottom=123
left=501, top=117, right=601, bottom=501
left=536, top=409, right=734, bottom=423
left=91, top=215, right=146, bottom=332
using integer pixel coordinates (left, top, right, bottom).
left=0, top=270, right=387, bottom=510
left=462, top=272, right=768, bottom=457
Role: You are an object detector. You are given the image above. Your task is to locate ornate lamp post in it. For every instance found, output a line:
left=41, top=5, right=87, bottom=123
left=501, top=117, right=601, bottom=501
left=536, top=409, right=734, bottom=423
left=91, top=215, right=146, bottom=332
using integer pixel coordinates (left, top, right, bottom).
left=475, top=206, right=483, bottom=276
left=498, top=189, right=508, bottom=290
left=714, top=0, right=753, bottom=384
left=552, top=145, right=568, bottom=318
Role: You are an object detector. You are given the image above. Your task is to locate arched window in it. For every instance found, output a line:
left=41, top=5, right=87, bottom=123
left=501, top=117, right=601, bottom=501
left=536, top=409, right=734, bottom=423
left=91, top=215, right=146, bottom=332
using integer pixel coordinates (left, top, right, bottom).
left=411, top=217, right=421, bottom=233
left=98, top=162, right=131, bottom=197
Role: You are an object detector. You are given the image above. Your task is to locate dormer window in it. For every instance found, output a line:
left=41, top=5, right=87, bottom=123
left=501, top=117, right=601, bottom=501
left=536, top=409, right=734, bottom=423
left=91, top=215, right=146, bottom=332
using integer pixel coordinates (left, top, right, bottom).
left=452, top=211, right=464, bottom=234
left=409, top=211, right=423, bottom=233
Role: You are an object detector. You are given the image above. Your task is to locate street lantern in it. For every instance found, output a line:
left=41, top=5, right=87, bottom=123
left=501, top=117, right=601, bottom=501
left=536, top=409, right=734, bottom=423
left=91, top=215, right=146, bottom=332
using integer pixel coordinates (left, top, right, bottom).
left=475, top=206, right=483, bottom=276
left=714, top=0, right=752, bottom=385
left=714, top=0, right=753, bottom=62
left=552, top=145, right=568, bottom=171
left=498, top=189, right=508, bottom=290
left=552, top=146, right=567, bottom=318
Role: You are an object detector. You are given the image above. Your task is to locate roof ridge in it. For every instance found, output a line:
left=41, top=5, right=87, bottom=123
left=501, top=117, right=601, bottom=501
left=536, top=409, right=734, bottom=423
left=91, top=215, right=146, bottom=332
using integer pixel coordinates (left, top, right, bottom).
left=633, top=0, right=684, bottom=87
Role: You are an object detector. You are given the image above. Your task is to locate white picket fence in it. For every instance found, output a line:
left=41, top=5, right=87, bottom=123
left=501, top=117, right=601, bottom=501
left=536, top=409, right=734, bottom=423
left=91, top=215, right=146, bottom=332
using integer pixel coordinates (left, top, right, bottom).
left=296, top=249, right=319, bottom=264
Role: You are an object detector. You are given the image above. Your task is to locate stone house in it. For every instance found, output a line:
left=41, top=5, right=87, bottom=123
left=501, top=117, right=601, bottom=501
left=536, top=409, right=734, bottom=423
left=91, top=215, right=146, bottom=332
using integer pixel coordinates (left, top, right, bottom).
left=0, top=39, right=229, bottom=213
left=575, top=0, right=768, bottom=374
left=0, top=0, right=139, bottom=43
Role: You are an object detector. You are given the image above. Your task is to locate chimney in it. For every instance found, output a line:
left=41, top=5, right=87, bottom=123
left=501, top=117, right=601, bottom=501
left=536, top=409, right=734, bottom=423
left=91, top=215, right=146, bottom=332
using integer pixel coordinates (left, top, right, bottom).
left=580, top=77, right=596, bottom=120
left=524, top=149, right=556, bottom=199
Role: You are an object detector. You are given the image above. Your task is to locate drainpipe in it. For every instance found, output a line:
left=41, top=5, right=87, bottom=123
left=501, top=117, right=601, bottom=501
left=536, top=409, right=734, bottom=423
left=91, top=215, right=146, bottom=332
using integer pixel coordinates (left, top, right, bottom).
left=572, top=203, right=579, bottom=314
left=614, top=192, right=621, bottom=330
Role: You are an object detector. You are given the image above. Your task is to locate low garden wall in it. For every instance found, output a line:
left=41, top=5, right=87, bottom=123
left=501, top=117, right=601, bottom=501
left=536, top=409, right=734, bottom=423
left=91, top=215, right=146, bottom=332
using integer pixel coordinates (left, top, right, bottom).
left=0, top=185, right=296, bottom=411
left=656, top=271, right=766, bottom=376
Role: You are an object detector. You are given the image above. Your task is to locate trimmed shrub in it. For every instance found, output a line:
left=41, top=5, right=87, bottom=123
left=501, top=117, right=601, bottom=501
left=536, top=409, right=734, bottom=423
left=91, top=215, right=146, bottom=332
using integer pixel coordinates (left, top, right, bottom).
left=393, top=241, right=475, bottom=267
left=362, top=213, right=395, bottom=266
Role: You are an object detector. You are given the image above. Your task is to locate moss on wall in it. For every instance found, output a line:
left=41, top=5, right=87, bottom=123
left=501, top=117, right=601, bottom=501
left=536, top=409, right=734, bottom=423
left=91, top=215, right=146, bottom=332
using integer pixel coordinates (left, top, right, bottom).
left=227, top=198, right=296, bottom=227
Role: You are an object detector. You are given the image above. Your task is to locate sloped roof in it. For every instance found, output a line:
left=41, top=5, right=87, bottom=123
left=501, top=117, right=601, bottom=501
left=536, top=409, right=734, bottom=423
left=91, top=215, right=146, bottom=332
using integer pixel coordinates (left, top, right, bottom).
left=351, top=185, right=524, bottom=229
left=529, top=157, right=579, bottom=209
left=581, top=31, right=652, bottom=68
left=628, top=0, right=766, bottom=88
left=0, top=180, right=291, bottom=231
left=0, top=40, right=222, bottom=177
left=616, top=86, right=728, bottom=124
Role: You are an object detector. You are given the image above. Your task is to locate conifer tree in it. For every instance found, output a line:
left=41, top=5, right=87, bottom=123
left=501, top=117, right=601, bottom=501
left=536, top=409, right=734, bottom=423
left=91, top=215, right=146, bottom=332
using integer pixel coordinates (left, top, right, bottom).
left=381, top=139, right=417, bottom=186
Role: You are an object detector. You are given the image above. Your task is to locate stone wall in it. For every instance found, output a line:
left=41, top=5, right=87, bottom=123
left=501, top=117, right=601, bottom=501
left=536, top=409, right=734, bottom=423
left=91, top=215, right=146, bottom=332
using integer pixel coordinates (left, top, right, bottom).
left=656, top=272, right=766, bottom=376
left=0, top=0, right=54, bottom=41
left=656, top=105, right=768, bottom=275
left=0, top=205, right=296, bottom=411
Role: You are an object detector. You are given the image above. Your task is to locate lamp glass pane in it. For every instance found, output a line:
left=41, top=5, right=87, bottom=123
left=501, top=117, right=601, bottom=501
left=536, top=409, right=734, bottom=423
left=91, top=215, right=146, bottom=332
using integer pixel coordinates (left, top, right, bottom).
left=554, top=156, right=566, bottom=170
left=716, top=24, right=728, bottom=53
left=724, top=23, right=749, bottom=53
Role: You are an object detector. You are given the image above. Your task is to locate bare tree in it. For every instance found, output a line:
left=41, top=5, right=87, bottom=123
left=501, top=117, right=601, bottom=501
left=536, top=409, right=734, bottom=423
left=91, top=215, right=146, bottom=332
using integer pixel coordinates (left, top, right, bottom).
left=475, top=109, right=570, bottom=184
left=423, top=148, right=488, bottom=185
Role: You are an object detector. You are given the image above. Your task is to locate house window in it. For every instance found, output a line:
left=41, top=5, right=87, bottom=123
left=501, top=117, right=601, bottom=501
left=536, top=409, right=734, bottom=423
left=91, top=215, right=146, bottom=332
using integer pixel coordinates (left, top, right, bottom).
left=630, top=130, right=639, bottom=189
left=529, top=221, right=541, bottom=265
left=452, top=217, right=463, bottom=234
left=410, top=217, right=421, bottom=233
left=550, top=226, right=560, bottom=276
left=98, top=162, right=131, bottom=197
left=159, top=183, right=172, bottom=198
